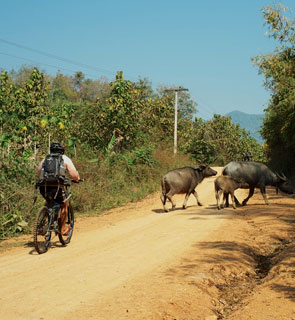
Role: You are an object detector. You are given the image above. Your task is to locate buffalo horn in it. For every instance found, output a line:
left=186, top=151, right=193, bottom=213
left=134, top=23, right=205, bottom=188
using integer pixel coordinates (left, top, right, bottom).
left=276, top=171, right=287, bottom=181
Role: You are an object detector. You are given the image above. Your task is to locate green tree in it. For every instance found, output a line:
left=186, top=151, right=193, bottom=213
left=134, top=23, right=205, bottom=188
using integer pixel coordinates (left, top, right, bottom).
left=0, top=72, right=16, bottom=135
left=157, top=86, right=197, bottom=121
left=0, top=68, right=50, bottom=154
left=184, top=115, right=265, bottom=165
left=80, top=77, right=111, bottom=102
left=50, top=72, right=77, bottom=102
left=10, top=65, right=38, bottom=87
left=73, top=71, right=85, bottom=100
left=105, top=71, right=145, bottom=149
left=252, top=4, right=295, bottom=173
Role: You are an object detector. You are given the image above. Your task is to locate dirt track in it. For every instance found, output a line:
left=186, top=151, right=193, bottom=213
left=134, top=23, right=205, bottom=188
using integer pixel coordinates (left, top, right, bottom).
left=0, top=167, right=294, bottom=320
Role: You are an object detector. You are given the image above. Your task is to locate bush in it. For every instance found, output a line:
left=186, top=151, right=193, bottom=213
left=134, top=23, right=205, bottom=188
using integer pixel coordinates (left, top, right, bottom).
left=0, top=146, right=193, bottom=240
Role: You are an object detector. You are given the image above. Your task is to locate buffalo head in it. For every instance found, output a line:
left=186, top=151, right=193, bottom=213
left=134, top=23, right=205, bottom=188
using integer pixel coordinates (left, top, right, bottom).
left=276, top=172, right=294, bottom=195
left=196, top=165, right=217, bottom=178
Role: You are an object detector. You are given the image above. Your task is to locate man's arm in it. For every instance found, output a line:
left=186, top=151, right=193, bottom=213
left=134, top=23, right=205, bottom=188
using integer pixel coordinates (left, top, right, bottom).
left=63, top=155, right=80, bottom=181
left=37, top=159, right=44, bottom=177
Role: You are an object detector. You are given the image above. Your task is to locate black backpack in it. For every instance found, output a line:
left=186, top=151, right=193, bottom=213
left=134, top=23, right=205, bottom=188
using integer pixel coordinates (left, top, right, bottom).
left=39, top=153, right=66, bottom=185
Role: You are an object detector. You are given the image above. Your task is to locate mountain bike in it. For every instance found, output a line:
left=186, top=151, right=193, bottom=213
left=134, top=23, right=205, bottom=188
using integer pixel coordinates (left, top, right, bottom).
left=33, top=179, right=82, bottom=254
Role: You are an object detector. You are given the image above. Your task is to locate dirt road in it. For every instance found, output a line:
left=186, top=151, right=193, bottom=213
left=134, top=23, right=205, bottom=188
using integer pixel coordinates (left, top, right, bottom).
left=0, top=167, right=294, bottom=320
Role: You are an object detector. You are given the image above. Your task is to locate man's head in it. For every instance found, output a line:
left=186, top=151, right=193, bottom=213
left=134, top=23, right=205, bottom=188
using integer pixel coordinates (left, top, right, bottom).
left=50, top=142, right=65, bottom=154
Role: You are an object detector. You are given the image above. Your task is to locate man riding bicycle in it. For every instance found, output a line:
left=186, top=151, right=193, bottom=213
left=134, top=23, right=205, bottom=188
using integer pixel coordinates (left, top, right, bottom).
left=37, top=142, right=80, bottom=235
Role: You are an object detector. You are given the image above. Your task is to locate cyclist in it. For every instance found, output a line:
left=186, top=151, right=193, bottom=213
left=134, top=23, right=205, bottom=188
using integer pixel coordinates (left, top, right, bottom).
left=37, top=142, right=80, bottom=235
left=244, top=151, right=252, bottom=161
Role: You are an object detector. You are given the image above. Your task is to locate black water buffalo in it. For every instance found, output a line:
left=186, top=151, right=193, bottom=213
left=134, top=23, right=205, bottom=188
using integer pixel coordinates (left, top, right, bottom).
left=222, top=161, right=294, bottom=206
left=214, top=175, right=247, bottom=210
left=160, top=165, right=217, bottom=212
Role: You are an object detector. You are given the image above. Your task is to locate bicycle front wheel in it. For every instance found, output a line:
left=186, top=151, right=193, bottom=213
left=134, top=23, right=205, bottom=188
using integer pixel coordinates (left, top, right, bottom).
left=58, top=203, right=74, bottom=245
left=33, top=206, right=51, bottom=254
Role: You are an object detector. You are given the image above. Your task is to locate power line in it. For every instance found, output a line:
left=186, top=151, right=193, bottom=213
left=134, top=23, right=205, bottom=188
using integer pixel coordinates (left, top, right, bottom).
left=0, top=38, right=221, bottom=119
left=1, top=48, right=218, bottom=121
left=0, top=37, right=139, bottom=81
left=196, top=96, right=218, bottom=115
left=0, top=52, right=101, bottom=79
left=0, top=37, right=116, bottom=77
left=195, top=106, right=213, bottom=119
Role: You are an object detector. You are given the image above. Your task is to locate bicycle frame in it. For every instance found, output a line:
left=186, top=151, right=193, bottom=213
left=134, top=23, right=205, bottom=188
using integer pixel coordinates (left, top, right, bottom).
left=33, top=179, right=82, bottom=254
left=48, top=201, right=61, bottom=233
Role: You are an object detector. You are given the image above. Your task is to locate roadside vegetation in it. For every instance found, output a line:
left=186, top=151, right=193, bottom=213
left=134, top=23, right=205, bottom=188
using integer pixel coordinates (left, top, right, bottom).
left=252, top=4, right=295, bottom=176
left=1, top=3, right=294, bottom=240
left=0, top=68, right=263, bottom=240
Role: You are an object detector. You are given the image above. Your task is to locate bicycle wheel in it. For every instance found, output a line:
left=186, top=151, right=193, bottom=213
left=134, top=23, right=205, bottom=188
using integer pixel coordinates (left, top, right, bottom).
left=58, top=203, right=74, bottom=245
left=33, top=206, right=51, bottom=254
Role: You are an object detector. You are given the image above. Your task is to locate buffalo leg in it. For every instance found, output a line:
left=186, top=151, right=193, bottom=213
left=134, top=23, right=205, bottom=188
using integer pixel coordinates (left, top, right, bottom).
left=215, top=190, right=219, bottom=209
left=160, top=194, right=169, bottom=212
left=216, top=190, right=223, bottom=210
left=182, top=192, right=191, bottom=209
left=234, top=196, right=241, bottom=206
left=260, top=186, right=269, bottom=205
left=230, top=192, right=236, bottom=209
left=225, top=193, right=240, bottom=207
left=192, top=189, right=202, bottom=206
left=224, top=193, right=229, bottom=207
left=221, top=191, right=227, bottom=209
left=166, top=192, right=176, bottom=210
left=242, top=187, right=254, bottom=206
left=160, top=192, right=175, bottom=212
left=224, top=192, right=239, bottom=208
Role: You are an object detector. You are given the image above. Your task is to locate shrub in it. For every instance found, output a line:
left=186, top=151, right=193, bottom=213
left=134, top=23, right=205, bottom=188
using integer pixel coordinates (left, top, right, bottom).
left=0, top=146, right=192, bottom=240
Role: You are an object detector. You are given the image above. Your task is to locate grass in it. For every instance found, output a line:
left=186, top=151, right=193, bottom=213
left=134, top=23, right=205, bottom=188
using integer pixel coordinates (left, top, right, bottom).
left=0, top=147, right=194, bottom=241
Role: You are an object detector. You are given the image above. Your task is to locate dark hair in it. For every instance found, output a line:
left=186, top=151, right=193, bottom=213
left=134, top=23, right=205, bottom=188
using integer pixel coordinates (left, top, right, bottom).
left=50, top=142, right=65, bottom=154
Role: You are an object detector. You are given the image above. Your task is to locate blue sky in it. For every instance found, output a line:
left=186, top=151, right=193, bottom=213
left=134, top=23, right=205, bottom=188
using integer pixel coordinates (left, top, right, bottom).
left=1, top=1, right=294, bottom=119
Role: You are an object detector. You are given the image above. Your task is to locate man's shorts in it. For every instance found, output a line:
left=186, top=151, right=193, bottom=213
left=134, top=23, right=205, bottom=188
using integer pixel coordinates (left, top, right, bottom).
left=39, top=186, right=66, bottom=204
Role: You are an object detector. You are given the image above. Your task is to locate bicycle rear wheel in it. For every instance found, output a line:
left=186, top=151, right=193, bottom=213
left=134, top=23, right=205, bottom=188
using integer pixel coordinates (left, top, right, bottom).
left=58, top=203, right=74, bottom=245
left=33, top=206, right=51, bottom=254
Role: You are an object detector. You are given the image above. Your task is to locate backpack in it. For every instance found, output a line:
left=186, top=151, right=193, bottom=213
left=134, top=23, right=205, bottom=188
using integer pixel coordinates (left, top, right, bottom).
left=39, top=153, right=66, bottom=185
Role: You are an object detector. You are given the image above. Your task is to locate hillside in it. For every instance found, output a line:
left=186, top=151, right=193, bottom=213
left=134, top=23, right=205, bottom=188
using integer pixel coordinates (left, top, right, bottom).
left=226, top=111, right=264, bottom=144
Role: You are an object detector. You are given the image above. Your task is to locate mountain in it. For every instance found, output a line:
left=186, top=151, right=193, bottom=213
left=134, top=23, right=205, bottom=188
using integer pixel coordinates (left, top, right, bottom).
left=226, top=111, right=264, bottom=144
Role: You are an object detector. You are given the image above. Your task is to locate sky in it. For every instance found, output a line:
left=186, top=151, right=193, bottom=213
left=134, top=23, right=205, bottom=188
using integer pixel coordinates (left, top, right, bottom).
left=1, top=0, right=294, bottom=120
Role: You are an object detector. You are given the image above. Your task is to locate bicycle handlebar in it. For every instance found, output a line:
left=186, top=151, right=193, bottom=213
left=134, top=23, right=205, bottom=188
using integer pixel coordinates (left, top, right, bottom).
left=71, top=179, right=84, bottom=183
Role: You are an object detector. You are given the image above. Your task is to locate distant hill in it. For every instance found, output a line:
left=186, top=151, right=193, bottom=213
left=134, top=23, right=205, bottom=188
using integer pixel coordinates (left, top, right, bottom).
left=226, top=111, right=264, bottom=144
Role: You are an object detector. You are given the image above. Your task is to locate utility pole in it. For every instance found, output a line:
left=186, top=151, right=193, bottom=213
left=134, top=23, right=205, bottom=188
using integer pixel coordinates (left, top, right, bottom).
left=164, top=86, right=189, bottom=154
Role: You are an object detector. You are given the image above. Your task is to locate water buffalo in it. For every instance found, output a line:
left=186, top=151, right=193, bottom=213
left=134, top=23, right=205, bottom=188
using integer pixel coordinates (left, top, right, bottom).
left=222, top=161, right=294, bottom=206
left=214, top=175, right=247, bottom=209
left=160, top=165, right=217, bottom=212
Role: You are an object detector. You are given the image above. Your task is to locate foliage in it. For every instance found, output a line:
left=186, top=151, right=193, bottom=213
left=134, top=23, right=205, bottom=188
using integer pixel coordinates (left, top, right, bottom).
left=183, top=115, right=265, bottom=165
left=157, top=86, right=197, bottom=121
left=0, top=211, right=28, bottom=239
left=0, top=65, right=266, bottom=240
left=252, top=4, right=295, bottom=174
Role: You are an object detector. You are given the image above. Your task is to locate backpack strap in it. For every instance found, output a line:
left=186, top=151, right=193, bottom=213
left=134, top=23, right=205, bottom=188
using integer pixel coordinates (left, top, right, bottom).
left=53, top=183, right=61, bottom=200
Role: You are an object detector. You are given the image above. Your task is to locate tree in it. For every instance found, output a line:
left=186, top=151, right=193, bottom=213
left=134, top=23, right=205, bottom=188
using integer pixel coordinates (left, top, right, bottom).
left=10, top=65, right=39, bottom=87
left=50, top=72, right=77, bottom=102
left=0, top=68, right=51, bottom=153
left=184, top=115, right=265, bottom=165
left=252, top=4, right=295, bottom=173
left=0, top=72, right=16, bottom=135
left=157, top=85, right=197, bottom=121
left=73, top=71, right=85, bottom=99
left=74, top=72, right=146, bottom=150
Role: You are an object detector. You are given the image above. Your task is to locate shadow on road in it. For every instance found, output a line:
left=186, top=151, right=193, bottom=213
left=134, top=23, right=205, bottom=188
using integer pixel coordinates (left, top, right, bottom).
left=271, top=284, right=295, bottom=300
left=25, top=240, right=66, bottom=255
